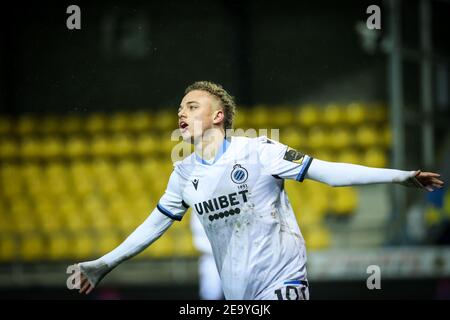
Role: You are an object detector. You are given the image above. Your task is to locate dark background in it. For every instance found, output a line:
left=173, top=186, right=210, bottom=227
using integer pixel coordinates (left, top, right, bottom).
left=0, top=0, right=396, bottom=115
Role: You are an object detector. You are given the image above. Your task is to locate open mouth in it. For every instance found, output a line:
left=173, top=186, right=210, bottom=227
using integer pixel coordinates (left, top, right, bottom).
left=179, top=121, right=189, bottom=129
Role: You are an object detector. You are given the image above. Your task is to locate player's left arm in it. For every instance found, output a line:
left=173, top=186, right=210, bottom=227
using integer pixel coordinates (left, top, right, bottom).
left=305, top=158, right=444, bottom=192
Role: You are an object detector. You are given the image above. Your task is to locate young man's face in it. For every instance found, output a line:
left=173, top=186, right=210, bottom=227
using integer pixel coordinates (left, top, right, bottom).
left=178, top=90, right=221, bottom=143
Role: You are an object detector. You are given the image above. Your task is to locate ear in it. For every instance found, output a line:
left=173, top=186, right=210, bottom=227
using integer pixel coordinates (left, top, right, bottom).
left=213, top=109, right=224, bottom=125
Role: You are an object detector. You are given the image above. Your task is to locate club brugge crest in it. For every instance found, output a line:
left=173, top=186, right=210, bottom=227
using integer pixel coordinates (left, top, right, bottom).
left=231, top=164, right=248, bottom=184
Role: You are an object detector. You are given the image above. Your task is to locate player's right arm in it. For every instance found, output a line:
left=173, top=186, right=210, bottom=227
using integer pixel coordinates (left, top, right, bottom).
left=77, top=208, right=174, bottom=294
left=74, top=168, right=188, bottom=294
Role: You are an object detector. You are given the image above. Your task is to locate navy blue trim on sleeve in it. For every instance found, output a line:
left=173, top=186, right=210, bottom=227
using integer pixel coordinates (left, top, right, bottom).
left=157, top=203, right=182, bottom=221
left=296, top=157, right=313, bottom=182
left=181, top=200, right=189, bottom=209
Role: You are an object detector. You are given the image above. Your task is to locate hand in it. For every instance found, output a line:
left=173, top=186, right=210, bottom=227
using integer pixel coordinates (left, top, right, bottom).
left=410, top=170, right=444, bottom=192
left=76, top=259, right=112, bottom=295
left=79, top=270, right=95, bottom=295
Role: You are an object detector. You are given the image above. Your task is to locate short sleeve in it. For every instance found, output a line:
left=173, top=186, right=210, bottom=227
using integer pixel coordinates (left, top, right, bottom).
left=257, top=136, right=313, bottom=182
left=157, top=170, right=189, bottom=221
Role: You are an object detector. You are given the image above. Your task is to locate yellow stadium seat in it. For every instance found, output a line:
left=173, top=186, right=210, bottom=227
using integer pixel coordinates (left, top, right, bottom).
left=1, top=175, right=23, bottom=199
left=0, top=138, right=19, bottom=159
left=116, top=214, right=140, bottom=235
left=110, top=133, right=134, bottom=156
left=329, top=187, right=358, bottom=216
left=109, top=195, right=137, bottom=230
left=82, top=196, right=107, bottom=227
left=363, top=147, right=387, bottom=168
left=56, top=195, right=78, bottom=214
left=0, top=235, right=17, bottom=261
left=140, top=158, right=160, bottom=177
left=305, top=182, right=332, bottom=212
left=20, top=233, right=46, bottom=261
left=159, top=138, right=179, bottom=156
left=21, top=162, right=43, bottom=180
left=38, top=210, right=64, bottom=234
left=16, top=115, right=36, bottom=135
left=336, top=149, right=361, bottom=165
left=65, top=135, right=89, bottom=158
left=0, top=209, right=13, bottom=233
left=280, top=127, right=306, bottom=150
left=295, top=204, right=325, bottom=229
left=129, top=194, right=154, bottom=220
left=11, top=204, right=38, bottom=234
left=48, top=233, right=72, bottom=260
left=304, top=225, right=331, bottom=250
left=0, top=162, right=20, bottom=180
left=116, top=159, right=138, bottom=177
left=308, top=127, right=329, bottom=150
left=128, top=112, right=152, bottom=132
left=60, top=115, right=82, bottom=134
left=173, top=229, right=198, bottom=257
left=312, top=149, right=336, bottom=162
left=323, top=104, right=344, bottom=127
left=154, top=110, right=177, bottom=132
left=145, top=231, right=174, bottom=258
left=92, top=159, right=114, bottom=177
left=65, top=211, right=87, bottom=232
left=45, top=173, right=69, bottom=199
left=345, top=102, right=369, bottom=125
left=96, top=232, right=121, bottom=256
left=272, top=107, right=294, bottom=128
left=26, top=179, right=47, bottom=200
left=97, top=176, right=119, bottom=197
left=20, top=137, right=41, bottom=159
left=233, top=108, right=248, bottom=129
left=90, top=134, right=111, bottom=157
left=40, top=116, right=60, bottom=134
left=250, top=106, right=271, bottom=129
left=73, top=233, right=96, bottom=259
left=135, top=134, right=158, bottom=155
left=85, top=113, right=107, bottom=133
left=41, top=136, right=64, bottom=158
left=70, top=161, right=92, bottom=185
left=329, top=127, right=353, bottom=150
left=35, top=198, right=56, bottom=219
left=296, top=104, right=321, bottom=128
left=73, top=178, right=94, bottom=198
left=108, top=112, right=130, bottom=132
left=45, top=162, right=66, bottom=178
left=355, top=125, right=379, bottom=148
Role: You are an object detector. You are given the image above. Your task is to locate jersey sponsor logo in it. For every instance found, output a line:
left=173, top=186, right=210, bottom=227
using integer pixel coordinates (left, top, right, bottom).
left=283, top=147, right=305, bottom=165
left=208, top=207, right=241, bottom=221
left=194, top=190, right=249, bottom=221
left=231, top=164, right=248, bottom=184
left=192, top=179, right=199, bottom=190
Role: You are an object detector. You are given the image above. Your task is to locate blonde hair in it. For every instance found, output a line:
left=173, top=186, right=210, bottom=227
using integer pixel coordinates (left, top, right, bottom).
left=184, top=81, right=236, bottom=130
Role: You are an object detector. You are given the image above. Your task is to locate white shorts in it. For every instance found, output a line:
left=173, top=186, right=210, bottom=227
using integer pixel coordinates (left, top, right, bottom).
left=256, top=279, right=310, bottom=300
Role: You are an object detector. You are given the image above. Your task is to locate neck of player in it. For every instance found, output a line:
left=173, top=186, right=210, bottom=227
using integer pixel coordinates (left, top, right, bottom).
left=194, top=127, right=226, bottom=162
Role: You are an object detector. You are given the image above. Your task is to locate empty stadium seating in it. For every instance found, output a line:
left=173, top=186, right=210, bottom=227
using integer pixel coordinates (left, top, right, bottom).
left=0, top=102, right=390, bottom=261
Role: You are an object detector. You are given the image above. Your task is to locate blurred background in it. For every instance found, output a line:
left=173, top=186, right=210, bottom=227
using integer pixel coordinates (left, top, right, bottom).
left=0, top=0, right=449, bottom=299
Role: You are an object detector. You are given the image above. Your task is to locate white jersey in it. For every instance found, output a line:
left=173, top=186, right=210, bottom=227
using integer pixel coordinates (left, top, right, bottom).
left=156, top=136, right=313, bottom=300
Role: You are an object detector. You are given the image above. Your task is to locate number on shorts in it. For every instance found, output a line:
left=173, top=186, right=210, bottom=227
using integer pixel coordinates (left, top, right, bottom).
left=275, top=286, right=304, bottom=300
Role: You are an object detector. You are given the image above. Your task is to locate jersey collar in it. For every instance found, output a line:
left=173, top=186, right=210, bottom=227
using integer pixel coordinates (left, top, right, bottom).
left=195, top=137, right=231, bottom=165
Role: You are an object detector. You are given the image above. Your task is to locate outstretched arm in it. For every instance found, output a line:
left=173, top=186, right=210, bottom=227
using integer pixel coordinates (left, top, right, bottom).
left=77, top=208, right=174, bottom=294
left=305, top=159, right=444, bottom=191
